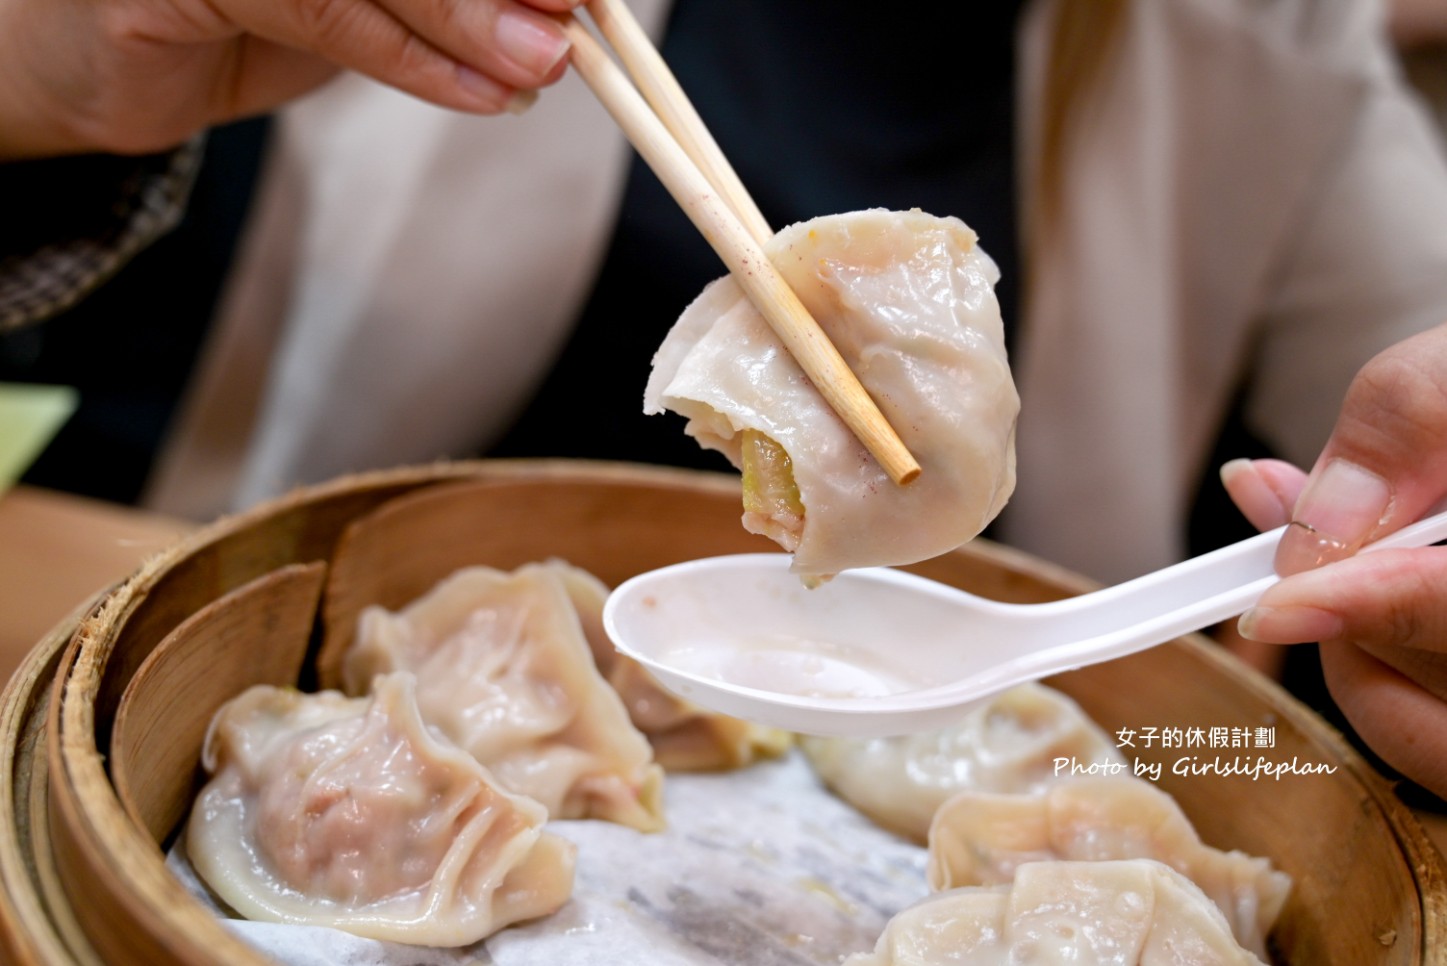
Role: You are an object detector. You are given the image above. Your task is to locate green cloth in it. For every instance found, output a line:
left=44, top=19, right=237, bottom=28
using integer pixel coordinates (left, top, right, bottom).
left=0, top=383, right=77, bottom=492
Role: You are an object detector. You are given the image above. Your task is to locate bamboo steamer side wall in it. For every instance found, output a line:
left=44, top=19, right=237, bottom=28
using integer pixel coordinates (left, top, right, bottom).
left=0, top=459, right=1435, bottom=965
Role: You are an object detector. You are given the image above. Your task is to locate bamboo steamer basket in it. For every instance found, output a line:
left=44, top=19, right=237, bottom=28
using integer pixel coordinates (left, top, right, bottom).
left=0, top=459, right=1442, bottom=964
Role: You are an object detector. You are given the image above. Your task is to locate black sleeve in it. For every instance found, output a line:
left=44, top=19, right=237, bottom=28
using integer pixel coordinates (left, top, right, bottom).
left=0, top=137, right=204, bottom=330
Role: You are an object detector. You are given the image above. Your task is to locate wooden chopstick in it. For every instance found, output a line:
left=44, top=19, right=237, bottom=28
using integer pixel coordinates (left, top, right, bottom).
left=561, top=8, right=922, bottom=486
left=583, top=0, right=771, bottom=246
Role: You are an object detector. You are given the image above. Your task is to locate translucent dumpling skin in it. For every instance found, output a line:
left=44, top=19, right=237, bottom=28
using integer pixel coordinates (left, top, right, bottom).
left=550, top=559, right=793, bottom=772
left=926, top=777, right=1291, bottom=958
left=187, top=674, right=576, bottom=946
left=799, top=683, right=1123, bottom=842
left=342, top=564, right=666, bottom=831
left=845, top=860, right=1267, bottom=966
left=645, top=208, right=1018, bottom=578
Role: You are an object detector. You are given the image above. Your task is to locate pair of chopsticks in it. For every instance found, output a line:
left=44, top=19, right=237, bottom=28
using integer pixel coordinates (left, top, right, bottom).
left=560, top=0, right=921, bottom=486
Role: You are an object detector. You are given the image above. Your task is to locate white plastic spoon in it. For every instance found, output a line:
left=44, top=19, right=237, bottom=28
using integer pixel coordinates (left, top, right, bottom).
left=603, top=511, right=1447, bottom=737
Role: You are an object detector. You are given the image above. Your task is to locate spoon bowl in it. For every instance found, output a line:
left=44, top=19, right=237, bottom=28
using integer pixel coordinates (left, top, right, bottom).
left=603, top=511, right=1447, bottom=736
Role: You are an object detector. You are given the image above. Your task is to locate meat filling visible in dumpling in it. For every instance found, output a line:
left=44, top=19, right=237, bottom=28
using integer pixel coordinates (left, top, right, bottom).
left=646, top=207, right=1018, bottom=580
left=187, top=673, right=576, bottom=946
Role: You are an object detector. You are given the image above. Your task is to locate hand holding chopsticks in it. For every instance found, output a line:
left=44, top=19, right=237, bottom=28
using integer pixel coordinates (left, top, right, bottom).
left=561, top=0, right=921, bottom=486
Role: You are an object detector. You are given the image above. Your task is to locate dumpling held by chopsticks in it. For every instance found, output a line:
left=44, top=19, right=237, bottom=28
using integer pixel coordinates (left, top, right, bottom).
left=645, top=208, right=1018, bottom=580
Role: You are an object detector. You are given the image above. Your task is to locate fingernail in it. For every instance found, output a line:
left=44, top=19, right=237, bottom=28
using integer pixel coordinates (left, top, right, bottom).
left=1219, top=458, right=1291, bottom=530
left=1238, top=605, right=1343, bottom=643
left=1276, top=459, right=1391, bottom=574
left=495, top=10, right=571, bottom=75
left=1218, top=458, right=1252, bottom=496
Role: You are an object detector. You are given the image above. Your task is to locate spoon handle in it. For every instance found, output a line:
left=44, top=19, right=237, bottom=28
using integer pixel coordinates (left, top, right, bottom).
left=1006, top=508, right=1447, bottom=680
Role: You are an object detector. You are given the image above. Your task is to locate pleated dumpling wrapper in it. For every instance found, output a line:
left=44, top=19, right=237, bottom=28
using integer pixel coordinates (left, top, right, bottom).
left=187, top=673, right=576, bottom=946
left=845, top=860, right=1267, bottom=965
left=645, top=207, right=1018, bottom=580
left=548, top=558, right=792, bottom=771
left=800, top=683, right=1124, bottom=842
left=343, top=563, right=666, bottom=831
left=927, top=777, right=1291, bottom=959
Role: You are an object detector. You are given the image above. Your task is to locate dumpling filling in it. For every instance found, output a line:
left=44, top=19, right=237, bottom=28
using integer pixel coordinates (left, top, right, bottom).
left=739, top=429, right=805, bottom=552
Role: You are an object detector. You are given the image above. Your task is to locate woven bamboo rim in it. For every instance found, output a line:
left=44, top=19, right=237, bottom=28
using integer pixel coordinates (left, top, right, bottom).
left=0, top=595, right=107, bottom=965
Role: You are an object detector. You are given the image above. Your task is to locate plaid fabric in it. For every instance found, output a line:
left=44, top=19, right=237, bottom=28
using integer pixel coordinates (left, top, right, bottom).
left=0, top=137, right=204, bottom=331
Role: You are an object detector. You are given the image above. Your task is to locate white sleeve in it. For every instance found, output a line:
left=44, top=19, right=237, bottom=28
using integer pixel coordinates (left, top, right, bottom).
left=1245, top=7, right=1447, bottom=468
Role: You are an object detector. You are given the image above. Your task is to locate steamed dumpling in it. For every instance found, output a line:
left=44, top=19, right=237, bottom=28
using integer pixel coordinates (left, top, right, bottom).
left=548, top=558, right=793, bottom=771
left=342, top=563, right=665, bottom=831
left=187, top=673, right=575, bottom=946
left=845, top=860, right=1267, bottom=965
left=800, top=683, right=1124, bottom=841
left=645, top=208, right=1018, bottom=579
left=926, top=777, right=1291, bottom=959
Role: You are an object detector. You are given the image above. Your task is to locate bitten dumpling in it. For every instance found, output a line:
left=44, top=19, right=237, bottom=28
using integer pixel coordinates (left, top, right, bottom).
left=548, top=558, right=792, bottom=771
left=187, top=674, right=576, bottom=946
left=845, top=860, right=1267, bottom=966
left=926, top=777, right=1291, bottom=958
left=800, top=683, right=1124, bottom=842
left=645, top=208, right=1018, bottom=580
left=342, top=563, right=666, bottom=831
